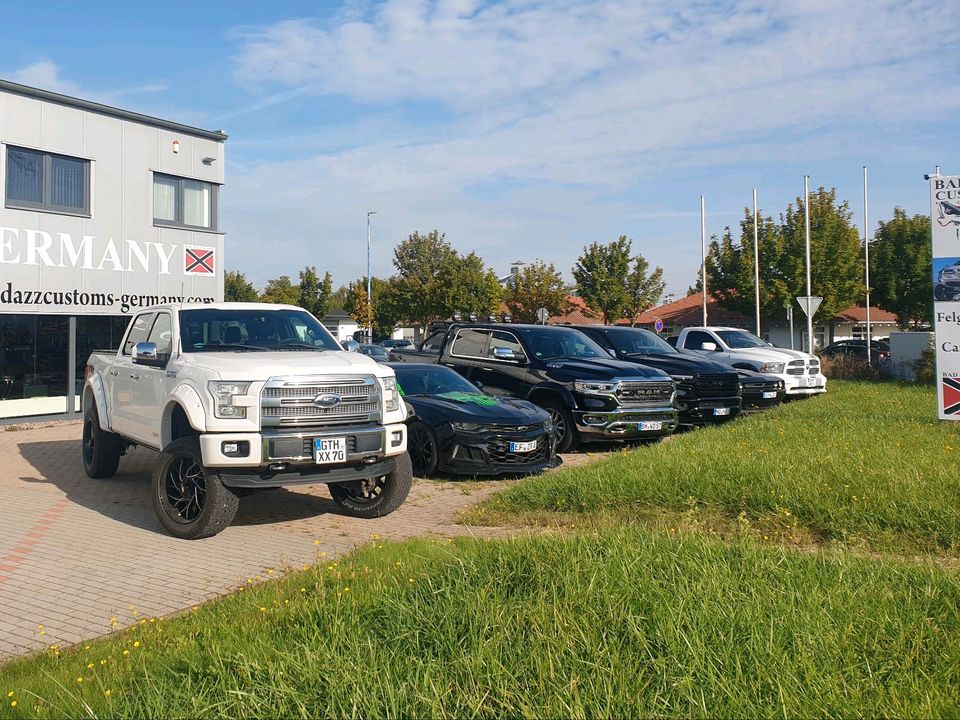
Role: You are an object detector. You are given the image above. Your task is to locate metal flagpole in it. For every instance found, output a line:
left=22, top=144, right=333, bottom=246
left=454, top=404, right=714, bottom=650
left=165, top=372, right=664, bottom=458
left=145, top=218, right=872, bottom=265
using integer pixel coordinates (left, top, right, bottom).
left=366, top=211, right=377, bottom=342
left=701, top=194, right=708, bottom=326
left=803, top=175, right=813, bottom=353
left=753, top=187, right=761, bottom=337
left=863, top=166, right=872, bottom=366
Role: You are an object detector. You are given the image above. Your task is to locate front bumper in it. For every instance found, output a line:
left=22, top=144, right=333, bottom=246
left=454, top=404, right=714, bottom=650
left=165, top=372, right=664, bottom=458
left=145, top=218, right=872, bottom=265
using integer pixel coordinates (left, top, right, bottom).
left=675, top=395, right=742, bottom=425
left=783, top=373, right=827, bottom=395
left=198, top=422, right=408, bottom=487
left=741, top=387, right=786, bottom=411
left=574, top=406, right=678, bottom=440
left=437, top=424, right=558, bottom=476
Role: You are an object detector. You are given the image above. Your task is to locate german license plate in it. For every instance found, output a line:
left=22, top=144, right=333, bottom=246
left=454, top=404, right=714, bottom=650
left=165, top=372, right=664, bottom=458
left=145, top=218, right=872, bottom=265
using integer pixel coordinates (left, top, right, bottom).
left=509, top=440, right=538, bottom=453
left=713, top=407, right=731, bottom=416
left=638, top=421, right=663, bottom=431
left=803, top=376, right=820, bottom=387
left=314, top=437, right=346, bottom=464
left=762, top=391, right=778, bottom=399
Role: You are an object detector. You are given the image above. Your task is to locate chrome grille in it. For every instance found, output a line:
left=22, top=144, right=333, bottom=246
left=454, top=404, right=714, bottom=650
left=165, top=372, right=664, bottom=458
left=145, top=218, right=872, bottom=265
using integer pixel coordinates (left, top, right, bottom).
left=617, top=381, right=674, bottom=407
left=261, top=376, right=380, bottom=428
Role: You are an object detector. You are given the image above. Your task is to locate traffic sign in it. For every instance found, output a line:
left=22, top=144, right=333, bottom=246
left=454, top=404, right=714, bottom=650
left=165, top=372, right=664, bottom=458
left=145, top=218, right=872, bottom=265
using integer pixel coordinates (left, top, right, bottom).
left=795, top=296, right=822, bottom=318
left=654, top=318, right=664, bottom=333
left=536, top=307, right=549, bottom=324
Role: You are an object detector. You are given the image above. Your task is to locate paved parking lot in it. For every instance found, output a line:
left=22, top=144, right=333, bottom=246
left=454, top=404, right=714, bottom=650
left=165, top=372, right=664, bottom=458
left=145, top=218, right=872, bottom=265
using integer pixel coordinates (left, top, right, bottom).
left=0, top=421, right=511, bottom=660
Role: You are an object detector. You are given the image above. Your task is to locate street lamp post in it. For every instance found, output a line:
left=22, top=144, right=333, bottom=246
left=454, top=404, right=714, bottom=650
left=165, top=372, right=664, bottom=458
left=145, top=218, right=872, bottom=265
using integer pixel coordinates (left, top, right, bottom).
left=803, top=175, right=813, bottom=353
left=366, top=211, right=377, bottom=343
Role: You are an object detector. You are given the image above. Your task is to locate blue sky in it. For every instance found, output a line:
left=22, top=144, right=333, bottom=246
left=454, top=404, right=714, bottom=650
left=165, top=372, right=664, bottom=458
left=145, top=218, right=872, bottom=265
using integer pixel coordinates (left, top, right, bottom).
left=3, top=0, right=957, bottom=300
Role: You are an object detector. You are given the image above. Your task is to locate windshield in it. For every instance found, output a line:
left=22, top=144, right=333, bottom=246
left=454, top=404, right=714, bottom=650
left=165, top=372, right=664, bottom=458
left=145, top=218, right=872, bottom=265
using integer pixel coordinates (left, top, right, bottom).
left=523, top=328, right=605, bottom=360
left=179, top=308, right=341, bottom=352
left=716, top=330, right=769, bottom=349
left=603, top=327, right=676, bottom=355
left=392, top=365, right=479, bottom=396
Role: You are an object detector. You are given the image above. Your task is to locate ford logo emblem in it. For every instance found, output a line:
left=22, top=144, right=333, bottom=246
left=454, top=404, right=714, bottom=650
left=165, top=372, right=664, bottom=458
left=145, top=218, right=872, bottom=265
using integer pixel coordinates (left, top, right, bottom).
left=313, top=393, right=342, bottom=408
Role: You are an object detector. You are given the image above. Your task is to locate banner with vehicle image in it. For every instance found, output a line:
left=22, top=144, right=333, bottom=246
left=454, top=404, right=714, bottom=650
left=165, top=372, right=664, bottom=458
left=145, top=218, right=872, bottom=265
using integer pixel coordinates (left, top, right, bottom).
left=931, top=174, right=960, bottom=419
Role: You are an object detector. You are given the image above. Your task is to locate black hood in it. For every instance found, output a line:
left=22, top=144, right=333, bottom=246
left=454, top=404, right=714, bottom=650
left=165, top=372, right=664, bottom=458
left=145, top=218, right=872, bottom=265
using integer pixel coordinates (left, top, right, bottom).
left=536, top=357, right=671, bottom=382
left=618, top=350, right=736, bottom=377
left=405, top=393, right=550, bottom=424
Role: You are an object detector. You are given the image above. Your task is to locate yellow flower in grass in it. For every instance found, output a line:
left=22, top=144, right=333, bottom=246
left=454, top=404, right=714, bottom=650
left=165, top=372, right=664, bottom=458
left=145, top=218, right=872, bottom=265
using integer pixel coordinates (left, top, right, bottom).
left=10, top=700, right=16, bottom=708
left=133, top=641, right=140, bottom=648
left=6, top=692, right=13, bottom=698
left=86, top=663, right=94, bottom=670
left=122, top=650, right=129, bottom=657
left=76, top=677, right=83, bottom=684
left=104, top=690, right=112, bottom=697
left=100, top=659, right=107, bottom=665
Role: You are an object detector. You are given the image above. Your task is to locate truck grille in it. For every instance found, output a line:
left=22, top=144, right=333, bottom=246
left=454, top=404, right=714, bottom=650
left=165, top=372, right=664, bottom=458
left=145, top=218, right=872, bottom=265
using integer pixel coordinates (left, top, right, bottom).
left=261, top=376, right=381, bottom=428
left=787, top=359, right=820, bottom=376
left=617, top=381, right=674, bottom=407
left=694, top=373, right=740, bottom=397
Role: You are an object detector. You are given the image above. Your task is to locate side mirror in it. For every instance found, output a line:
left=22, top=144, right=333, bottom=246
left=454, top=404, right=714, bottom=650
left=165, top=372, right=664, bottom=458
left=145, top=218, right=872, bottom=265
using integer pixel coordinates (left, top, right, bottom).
left=492, top=347, right=525, bottom=363
left=607, top=348, right=617, bottom=358
left=700, top=341, right=718, bottom=351
left=132, top=341, right=163, bottom=366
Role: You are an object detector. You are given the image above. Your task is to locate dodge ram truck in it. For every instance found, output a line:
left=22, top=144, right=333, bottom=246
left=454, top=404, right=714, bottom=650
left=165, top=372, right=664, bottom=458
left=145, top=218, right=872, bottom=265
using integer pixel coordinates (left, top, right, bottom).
left=669, top=326, right=826, bottom=396
left=392, top=322, right=678, bottom=451
left=83, top=303, right=411, bottom=539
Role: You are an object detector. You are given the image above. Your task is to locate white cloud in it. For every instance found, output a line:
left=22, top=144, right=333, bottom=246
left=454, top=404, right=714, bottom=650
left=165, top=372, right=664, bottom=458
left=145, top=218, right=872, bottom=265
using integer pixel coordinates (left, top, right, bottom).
left=5, top=59, right=166, bottom=105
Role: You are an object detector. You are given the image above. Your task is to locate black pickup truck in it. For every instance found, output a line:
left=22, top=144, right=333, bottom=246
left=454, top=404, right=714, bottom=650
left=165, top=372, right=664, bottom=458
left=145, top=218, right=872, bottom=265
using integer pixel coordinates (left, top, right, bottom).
left=571, top=325, right=742, bottom=425
left=391, top=322, right=678, bottom=451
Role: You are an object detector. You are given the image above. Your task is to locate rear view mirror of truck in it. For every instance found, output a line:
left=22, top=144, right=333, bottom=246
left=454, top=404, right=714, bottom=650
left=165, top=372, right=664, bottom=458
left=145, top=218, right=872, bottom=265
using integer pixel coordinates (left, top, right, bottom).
left=700, top=342, right=718, bottom=351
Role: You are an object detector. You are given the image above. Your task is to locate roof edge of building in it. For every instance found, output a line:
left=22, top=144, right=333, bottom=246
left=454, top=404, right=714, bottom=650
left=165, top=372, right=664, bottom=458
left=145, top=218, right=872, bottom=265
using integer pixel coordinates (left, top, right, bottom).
left=0, top=78, right=228, bottom=142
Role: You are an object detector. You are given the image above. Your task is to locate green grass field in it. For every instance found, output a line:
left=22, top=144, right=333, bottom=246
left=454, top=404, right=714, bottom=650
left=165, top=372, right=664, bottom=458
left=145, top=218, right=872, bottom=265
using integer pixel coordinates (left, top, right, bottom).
left=475, top=381, right=960, bottom=555
left=2, top=380, right=959, bottom=718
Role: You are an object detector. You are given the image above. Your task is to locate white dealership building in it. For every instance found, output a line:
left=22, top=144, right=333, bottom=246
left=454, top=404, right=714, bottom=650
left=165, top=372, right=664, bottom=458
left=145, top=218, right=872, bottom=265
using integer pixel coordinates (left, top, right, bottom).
left=0, top=79, right=225, bottom=418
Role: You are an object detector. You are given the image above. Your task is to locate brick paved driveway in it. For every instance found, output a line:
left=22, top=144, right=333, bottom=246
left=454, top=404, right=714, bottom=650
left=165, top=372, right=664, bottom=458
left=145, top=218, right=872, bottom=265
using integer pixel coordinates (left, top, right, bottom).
left=0, top=421, right=511, bottom=660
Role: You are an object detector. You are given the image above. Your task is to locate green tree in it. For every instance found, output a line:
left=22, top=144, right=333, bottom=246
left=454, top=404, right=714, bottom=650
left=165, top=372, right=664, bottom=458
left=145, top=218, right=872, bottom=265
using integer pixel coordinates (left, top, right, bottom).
left=298, top=266, right=334, bottom=318
left=392, top=230, right=461, bottom=333
left=330, top=284, right=351, bottom=311
left=504, top=260, right=570, bottom=323
left=346, top=277, right=404, bottom=339
left=450, top=252, right=503, bottom=319
left=224, top=270, right=258, bottom=302
left=259, top=275, right=300, bottom=305
left=623, top=255, right=666, bottom=325
left=870, top=208, right=930, bottom=327
left=572, top=237, right=632, bottom=324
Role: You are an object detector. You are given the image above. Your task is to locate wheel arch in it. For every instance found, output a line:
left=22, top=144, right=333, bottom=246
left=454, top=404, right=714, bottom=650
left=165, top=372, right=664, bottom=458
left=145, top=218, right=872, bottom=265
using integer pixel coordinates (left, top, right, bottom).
left=161, top=385, right=205, bottom=449
left=83, top=377, right=110, bottom=431
left=527, top=383, right=576, bottom=409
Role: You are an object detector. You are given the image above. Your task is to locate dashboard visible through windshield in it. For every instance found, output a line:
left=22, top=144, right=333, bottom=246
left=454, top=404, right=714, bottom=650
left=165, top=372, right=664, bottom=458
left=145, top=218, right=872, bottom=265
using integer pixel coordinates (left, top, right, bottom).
left=179, top=309, right=342, bottom=352
left=522, top=328, right=605, bottom=360
left=715, top=330, right=769, bottom=349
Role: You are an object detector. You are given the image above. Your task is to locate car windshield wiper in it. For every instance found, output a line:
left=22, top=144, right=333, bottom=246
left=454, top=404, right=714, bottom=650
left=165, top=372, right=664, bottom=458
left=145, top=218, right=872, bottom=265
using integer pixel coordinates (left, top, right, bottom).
left=197, top=343, right=265, bottom=351
left=273, top=340, right=325, bottom=350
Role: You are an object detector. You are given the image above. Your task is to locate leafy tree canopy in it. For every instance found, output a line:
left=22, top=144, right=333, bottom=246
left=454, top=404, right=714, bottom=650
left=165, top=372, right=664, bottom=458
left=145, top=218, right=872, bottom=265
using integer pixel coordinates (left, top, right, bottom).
left=870, top=208, right=931, bottom=327
left=259, top=275, right=300, bottom=306
left=224, top=270, right=258, bottom=303
left=505, top=260, right=570, bottom=323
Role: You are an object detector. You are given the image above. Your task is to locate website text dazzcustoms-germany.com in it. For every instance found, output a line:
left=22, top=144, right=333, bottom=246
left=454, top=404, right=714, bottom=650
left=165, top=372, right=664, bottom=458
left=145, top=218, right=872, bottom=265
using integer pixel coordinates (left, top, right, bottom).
left=0, top=282, right=215, bottom=314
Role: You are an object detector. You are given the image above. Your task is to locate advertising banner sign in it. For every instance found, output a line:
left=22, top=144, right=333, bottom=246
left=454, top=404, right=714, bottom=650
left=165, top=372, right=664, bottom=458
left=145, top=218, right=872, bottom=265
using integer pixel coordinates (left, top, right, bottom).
left=0, top=227, right=223, bottom=316
left=930, top=174, right=960, bottom=419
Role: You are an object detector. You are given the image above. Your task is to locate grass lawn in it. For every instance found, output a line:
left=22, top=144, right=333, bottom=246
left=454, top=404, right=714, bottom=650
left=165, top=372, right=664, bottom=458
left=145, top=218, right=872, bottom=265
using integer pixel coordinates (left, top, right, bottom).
left=473, top=381, right=960, bottom=555
left=3, top=380, right=959, bottom=718
left=2, top=529, right=959, bottom=719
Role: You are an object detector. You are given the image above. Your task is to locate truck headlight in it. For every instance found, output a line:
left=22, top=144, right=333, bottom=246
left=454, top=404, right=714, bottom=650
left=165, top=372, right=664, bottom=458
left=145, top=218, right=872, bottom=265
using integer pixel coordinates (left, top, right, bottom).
left=208, top=381, right=251, bottom=419
left=759, top=362, right=785, bottom=374
left=574, top=380, right=616, bottom=394
left=382, top=377, right=400, bottom=412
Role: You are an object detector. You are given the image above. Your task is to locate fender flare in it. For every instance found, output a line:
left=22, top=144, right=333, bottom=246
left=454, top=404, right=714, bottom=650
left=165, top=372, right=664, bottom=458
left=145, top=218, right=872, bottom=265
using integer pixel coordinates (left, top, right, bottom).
left=527, top=382, right=577, bottom=410
left=161, top=384, right=206, bottom=449
left=83, top=375, right=111, bottom=431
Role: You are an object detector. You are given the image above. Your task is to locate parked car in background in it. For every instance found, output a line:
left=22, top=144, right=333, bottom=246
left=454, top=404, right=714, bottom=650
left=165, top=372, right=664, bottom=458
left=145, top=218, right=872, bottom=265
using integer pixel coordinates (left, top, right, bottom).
left=387, top=326, right=446, bottom=361
left=381, top=338, right=413, bottom=349
left=935, top=260, right=960, bottom=300
left=669, top=326, right=826, bottom=396
left=358, top=344, right=390, bottom=361
left=736, top=369, right=786, bottom=413
left=391, top=322, right=678, bottom=451
left=389, top=363, right=557, bottom=476
left=820, top=339, right=891, bottom=363
left=571, top=325, right=741, bottom=425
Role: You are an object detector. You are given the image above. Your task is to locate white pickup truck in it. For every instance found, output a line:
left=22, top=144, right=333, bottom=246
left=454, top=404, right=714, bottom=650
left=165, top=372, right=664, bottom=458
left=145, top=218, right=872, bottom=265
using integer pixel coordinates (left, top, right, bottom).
left=82, top=302, right=410, bottom=539
left=669, top=326, right=826, bottom=397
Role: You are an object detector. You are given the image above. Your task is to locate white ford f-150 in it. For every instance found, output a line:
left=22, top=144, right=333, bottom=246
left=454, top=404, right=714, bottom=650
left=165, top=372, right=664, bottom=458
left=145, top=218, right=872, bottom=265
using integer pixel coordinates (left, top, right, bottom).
left=82, top=303, right=410, bottom=539
left=669, top=326, right=826, bottom=396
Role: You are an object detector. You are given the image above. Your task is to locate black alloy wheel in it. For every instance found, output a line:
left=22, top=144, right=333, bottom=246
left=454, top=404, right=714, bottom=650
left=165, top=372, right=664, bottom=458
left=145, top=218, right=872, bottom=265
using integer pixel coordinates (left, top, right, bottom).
left=407, top=421, right=439, bottom=476
left=161, top=457, right=208, bottom=523
left=539, top=399, right=579, bottom=453
left=81, top=404, right=122, bottom=478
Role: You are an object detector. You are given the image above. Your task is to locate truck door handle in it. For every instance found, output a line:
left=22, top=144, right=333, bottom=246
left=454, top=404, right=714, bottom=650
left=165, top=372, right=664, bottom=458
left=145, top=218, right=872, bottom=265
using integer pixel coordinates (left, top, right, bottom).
left=129, top=373, right=140, bottom=380
left=108, top=369, right=118, bottom=376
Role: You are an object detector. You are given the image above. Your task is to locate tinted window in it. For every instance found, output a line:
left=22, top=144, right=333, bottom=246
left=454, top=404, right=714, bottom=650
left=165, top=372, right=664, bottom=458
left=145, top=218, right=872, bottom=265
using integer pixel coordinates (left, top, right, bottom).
left=451, top=329, right=489, bottom=358
left=148, top=312, right=173, bottom=357
left=685, top=331, right=717, bottom=350
left=523, top=328, right=605, bottom=359
left=179, top=308, right=340, bottom=352
left=6, top=146, right=90, bottom=214
left=602, top=327, right=676, bottom=354
left=122, top=313, right=156, bottom=355
left=393, top=365, right=479, bottom=396
left=716, top=330, right=768, bottom=349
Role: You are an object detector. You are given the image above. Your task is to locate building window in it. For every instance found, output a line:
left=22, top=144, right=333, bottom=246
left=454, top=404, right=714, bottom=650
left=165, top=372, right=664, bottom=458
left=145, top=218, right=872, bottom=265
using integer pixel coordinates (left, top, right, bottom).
left=153, top=173, right=217, bottom=230
left=5, top=146, right=91, bottom=216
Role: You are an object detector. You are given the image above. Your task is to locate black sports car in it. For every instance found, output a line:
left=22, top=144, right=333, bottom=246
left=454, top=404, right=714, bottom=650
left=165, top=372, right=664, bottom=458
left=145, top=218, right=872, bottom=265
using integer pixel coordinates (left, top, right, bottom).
left=737, top=369, right=786, bottom=412
left=388, top=363, right=558, bottom=476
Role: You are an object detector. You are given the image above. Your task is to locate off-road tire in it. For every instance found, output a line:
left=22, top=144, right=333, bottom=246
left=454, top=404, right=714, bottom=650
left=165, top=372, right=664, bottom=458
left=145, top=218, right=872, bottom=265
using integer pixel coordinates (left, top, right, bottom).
left=328, top=452, right=413, bottom=519
left=82, top=404, right=122, bottom=478
left=152, top=437, right=239, bottom=539
left=539, top=398, right=579, bottom=452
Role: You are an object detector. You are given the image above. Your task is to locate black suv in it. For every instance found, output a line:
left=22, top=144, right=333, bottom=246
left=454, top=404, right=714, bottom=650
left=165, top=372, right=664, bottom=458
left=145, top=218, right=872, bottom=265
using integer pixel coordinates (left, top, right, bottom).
left=572, top=325, right=742, bottom=425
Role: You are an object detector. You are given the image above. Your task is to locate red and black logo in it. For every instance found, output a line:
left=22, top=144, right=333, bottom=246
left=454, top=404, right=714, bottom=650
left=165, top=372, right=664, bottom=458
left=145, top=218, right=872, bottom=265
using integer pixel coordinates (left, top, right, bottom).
left=184, top=246, right=215, bottom=275
left=943, top=377, right=960, bottom=414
